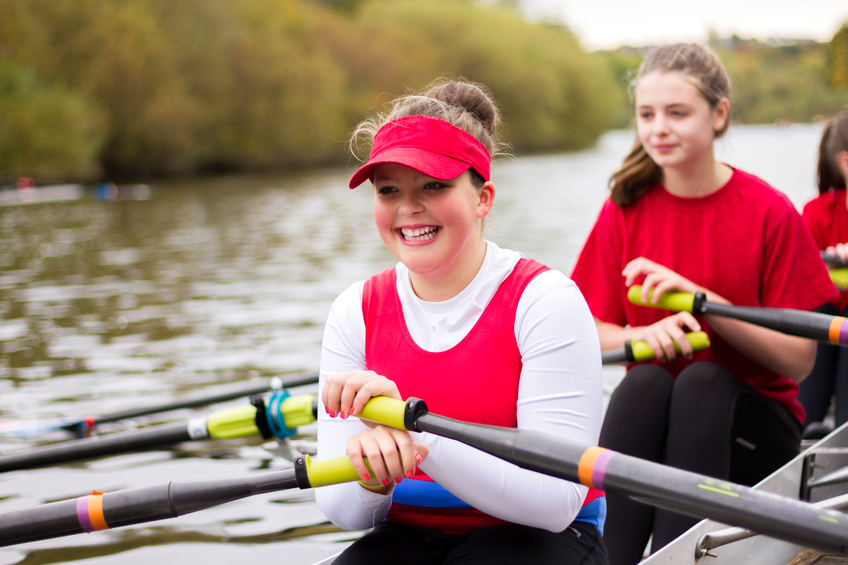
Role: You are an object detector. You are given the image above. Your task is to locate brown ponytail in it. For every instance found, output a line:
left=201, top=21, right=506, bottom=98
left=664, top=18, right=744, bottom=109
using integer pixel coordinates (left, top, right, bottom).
left=609, top=44, right=731, bottom=206
left=818, top=107, right=848, bottom=193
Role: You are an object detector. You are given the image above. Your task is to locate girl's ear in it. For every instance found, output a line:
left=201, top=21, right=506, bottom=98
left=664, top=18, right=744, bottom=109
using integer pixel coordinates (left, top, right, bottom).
left=477, top=181, right=495, bottom=218
left=713, top=97, right=730, bottom=133
left=838, top=151, right=848, bottom=181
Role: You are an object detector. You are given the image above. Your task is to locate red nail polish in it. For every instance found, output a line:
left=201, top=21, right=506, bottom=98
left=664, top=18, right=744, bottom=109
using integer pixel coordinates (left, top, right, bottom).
left=362, top=473, right=370, bottom=482
left=350, top=406, right=357, bottom=415
left=340, top=411, right=347, bottom=419
left=381, top=479, right=389, bottom=487
left=395, top=477, right=402, bottom=484
left=406, top=470, right=414, bottom=479
left=328, top=409, right=335, bottom=418
left=415, top=453, right=423, bottom=464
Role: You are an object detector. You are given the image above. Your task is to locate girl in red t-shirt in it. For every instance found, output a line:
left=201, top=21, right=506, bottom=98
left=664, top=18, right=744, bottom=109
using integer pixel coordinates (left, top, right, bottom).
left=799, top=107, right=848, bottom=437
left=571, top=44, right=836, bottom=564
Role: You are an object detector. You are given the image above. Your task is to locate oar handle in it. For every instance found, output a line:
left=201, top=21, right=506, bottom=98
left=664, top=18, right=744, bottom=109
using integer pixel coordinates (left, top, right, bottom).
left=830, top=268, right=848, bottom=289
left=206, top=393, right=316, bottom=440
left=627, top=285, right=704, bottom=313
left=627, top=331, right=710, bottom=362
left=356, top=397, right=427, bottom=431
left=297, top=455, right=376, bottom=488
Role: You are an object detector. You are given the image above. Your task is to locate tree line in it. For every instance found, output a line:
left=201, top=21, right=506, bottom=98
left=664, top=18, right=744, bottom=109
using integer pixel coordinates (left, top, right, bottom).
left=0, top=0, right=620, bottom=181
left=1, top=1, right=845, bottom=182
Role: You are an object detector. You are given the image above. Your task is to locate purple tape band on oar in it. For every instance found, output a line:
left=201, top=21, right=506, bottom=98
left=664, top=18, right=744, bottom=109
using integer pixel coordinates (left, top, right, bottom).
left=840, top=320, right=848, bottom=345
left=76, top=495, right=95, bottom=533
left=590, top=449, right=617, bottom=491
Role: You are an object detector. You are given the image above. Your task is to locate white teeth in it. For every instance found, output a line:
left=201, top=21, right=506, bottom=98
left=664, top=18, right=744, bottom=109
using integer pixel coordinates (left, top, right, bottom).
left=400, top=227, right=439, bottom=241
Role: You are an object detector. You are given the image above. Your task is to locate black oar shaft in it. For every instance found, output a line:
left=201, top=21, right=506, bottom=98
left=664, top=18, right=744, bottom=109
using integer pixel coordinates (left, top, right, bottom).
left=87, top=374, right=318, bottom=427
left=0, top=422, right=192, bottom=473
left=0, top=470, right=299, bottom=547
left=700, top=301, right=838, bottom=343
left=409, top=408, right=848, bottom=556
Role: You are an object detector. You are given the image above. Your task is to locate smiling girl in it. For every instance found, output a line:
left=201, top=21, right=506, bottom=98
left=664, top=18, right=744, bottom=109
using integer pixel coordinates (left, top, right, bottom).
left=570, top=44, right=837, bottom=564
left=316, top=81, right=608, bottom=565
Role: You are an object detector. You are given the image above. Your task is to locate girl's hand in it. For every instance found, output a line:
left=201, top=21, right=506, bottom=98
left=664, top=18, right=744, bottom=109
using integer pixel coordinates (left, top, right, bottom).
left=623, top=257, right=703, bottom=304
left=347, top=425, right=429, bottom=491
left=322, top=370, right=401, bottom=420
left=631, top=312, right=702, bottom=362
left=825, top=243, right=848, bottom=265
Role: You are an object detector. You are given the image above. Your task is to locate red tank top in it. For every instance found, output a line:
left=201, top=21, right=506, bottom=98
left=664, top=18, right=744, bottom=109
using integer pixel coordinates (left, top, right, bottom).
left=362, top=258, right=604, bottom=534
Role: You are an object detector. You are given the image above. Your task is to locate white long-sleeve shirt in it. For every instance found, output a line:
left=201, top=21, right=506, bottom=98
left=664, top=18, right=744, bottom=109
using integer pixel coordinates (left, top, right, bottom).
left=315, top=241, right=602, bottom=532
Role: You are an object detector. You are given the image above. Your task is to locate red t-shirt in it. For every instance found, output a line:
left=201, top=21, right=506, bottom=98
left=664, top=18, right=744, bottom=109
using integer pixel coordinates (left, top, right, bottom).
left=802, top=189, right=848, bottom=310
left=571, top=168, right=838, bottom=423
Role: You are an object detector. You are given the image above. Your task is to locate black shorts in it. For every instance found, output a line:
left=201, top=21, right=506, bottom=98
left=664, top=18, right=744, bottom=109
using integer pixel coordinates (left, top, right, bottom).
left=333, top=520, right=608, bottom=565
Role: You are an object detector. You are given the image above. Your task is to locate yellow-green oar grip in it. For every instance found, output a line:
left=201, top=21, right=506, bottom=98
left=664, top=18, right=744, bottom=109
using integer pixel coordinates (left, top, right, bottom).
left=304, top=454, right=375, bottom=487
left=281, top=394, right=316, bottom=428
left=630, top=331, right=710, bottom=361
left=830, top=268, right=848, bottom=289
left=627, top=285, right=695, bottom=313
left=207, top=405, right=259, bottom=439
left=357, top=396, right=408, bottom=430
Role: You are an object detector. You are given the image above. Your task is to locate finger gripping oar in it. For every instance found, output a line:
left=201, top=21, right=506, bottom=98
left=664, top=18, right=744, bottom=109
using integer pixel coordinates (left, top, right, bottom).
left=628, top=284, right=848, bottom=346
left=357, top=396, right=848, bottom=556
left=0, top=454, right=372, bottom=547
left=602, top=331, right=710, bottom=364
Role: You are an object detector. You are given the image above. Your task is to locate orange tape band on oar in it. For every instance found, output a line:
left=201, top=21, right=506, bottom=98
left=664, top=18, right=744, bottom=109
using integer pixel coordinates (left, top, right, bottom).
left=578, top=446, right=617, bottom=490
left=76, top=490, right=109, bottom=532
left=829, top=317, right=848, bottom=345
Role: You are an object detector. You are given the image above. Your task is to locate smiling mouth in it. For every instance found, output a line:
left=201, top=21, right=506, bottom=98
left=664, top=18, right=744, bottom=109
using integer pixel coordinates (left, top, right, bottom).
left=399, top=226, right=440, bottom=241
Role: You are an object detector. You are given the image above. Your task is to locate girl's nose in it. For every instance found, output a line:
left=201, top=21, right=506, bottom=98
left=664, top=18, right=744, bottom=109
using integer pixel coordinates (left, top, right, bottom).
left=399, top=193, right=424, bottom=215
left=653, top=114, right=671, bottom=135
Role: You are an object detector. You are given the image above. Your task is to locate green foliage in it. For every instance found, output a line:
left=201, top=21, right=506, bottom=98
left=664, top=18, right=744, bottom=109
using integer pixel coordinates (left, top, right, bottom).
left=0, top=0, right=619, bottom=179
left=830, top=24, right=848, bottom=87
left=0, top=58, right=104, bottom=180
left=322, top=0, right=619, bottom=152
left=722, top=41, right=848, bottom=124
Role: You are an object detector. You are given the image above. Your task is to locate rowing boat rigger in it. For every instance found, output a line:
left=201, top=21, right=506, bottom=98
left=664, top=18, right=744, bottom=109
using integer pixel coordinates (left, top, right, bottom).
left=641, top=422, right=848, bottom=565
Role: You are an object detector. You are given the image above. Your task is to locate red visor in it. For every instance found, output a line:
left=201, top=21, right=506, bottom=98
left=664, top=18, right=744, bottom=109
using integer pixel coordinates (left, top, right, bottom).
left=348, top=115, right=491, bottom=189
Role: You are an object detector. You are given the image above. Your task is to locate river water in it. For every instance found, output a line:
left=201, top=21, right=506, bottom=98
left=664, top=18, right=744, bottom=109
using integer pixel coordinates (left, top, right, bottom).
left=0, top=124, right=824, bottom=564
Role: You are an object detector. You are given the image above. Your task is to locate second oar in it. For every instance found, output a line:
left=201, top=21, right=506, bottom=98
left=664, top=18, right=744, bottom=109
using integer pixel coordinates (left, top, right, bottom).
left=627, top=284, right=848, bottom=346
left=0, top=391, right=316, bottom=473
left=601, top=331, right=709, bottom=365
left=0, top=454, right=369, bottom=547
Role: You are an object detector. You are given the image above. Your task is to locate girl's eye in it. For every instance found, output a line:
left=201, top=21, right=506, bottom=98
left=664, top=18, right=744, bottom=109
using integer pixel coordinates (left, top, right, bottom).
left=424, top=182, right=444, bottom=190
left=639, top=112, right=653, bottom=120
left=377, top=186, right=397, bottom=195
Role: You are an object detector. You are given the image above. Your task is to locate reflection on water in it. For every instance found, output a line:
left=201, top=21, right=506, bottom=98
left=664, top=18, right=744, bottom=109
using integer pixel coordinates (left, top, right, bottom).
left=0, top=124, right=824, bottom=564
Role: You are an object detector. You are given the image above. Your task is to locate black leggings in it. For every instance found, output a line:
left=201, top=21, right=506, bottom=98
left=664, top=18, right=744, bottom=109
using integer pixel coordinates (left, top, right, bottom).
left=334, top=520, right=608, bottom=565
left=798, top=303, right=848, bottom=428
left=599, top=362, right=801, bottom=565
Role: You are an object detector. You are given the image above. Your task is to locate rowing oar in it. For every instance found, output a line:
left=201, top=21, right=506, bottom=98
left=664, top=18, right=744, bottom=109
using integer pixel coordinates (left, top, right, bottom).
left=0, top=373, right=318, bottom=438
left=601, top=331, right=709, bottom=364
left=627, top=284, right=848, bottom=346
left=354, top=396, right=848, bottom=555
left=0, top=391, right=317, bottom=473
left=0, top=454, right=371, bottom=547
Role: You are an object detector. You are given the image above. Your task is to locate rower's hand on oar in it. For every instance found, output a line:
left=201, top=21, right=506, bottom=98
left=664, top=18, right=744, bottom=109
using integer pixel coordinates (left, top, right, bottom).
left=623, top=257, right=703, bottom=304
left=347, top=425, right=428, bottom=492
left=322, top=370, right=400, bottom=421
left=631, top=313, right=701, bottom=362
left=825, top=243, right=848, bottom=266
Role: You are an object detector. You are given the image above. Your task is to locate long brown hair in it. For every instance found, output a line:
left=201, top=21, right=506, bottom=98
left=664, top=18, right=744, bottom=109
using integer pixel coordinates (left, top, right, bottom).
left=817, top=107, right=848, bottom=192
left=609, top=44, right=732, bottom=206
